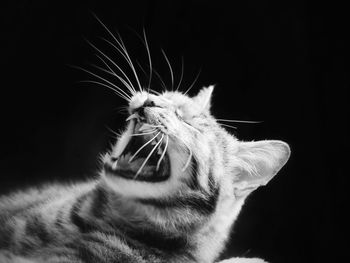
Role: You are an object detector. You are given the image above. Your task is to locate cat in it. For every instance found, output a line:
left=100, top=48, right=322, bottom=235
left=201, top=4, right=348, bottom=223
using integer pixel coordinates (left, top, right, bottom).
left=0, top=22, right=290, bottom=263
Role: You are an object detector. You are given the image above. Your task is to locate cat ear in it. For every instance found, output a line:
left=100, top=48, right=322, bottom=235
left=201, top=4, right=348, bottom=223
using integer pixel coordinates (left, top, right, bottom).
left=193, top=85, right=214, bottom=113
left=233, top=140, right=290, bottom=197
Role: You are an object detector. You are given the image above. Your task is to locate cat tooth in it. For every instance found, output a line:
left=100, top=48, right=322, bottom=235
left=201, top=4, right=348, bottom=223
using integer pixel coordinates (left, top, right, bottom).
left=112, top=160, right=118, bottom=170
left=120, top=154, right=131, bottom=164
left=139, top=123, right=151, bottom=132
left=126, top=113, right=139, bottom=122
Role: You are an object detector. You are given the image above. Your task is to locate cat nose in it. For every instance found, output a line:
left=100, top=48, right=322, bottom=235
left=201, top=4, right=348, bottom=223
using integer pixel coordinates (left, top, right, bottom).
left=138, top=99, right=156, bottom=117
left=143, top=99, right=156, bottom=108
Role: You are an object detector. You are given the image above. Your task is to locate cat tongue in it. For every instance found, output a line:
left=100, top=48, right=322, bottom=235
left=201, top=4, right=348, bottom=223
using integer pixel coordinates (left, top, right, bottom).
left=121, top=135, right=147, bottom=157
left=118, top=132, right=161, bottom=170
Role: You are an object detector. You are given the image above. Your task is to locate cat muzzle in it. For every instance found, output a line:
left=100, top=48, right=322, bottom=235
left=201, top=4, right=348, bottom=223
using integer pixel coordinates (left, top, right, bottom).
left=104, top=121, right=170, bottom=182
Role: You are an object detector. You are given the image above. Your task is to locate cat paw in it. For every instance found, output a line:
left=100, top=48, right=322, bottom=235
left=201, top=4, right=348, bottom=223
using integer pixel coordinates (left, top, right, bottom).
left=218, top=257, right=268, bottom=263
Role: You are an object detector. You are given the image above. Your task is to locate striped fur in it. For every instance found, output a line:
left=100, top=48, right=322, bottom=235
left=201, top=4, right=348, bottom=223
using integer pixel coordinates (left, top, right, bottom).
left=0, top=87, right=290, bottom=263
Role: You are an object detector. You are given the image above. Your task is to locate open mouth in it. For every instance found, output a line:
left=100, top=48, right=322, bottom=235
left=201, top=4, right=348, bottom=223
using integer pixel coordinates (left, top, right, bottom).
left=105, top=122, right=170, bottom=182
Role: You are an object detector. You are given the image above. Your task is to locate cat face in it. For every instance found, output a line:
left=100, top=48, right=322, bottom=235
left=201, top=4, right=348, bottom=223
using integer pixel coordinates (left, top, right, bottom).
left=102, top=86, right=290, bottom=201
left=102, top=86, right=221, bottom=197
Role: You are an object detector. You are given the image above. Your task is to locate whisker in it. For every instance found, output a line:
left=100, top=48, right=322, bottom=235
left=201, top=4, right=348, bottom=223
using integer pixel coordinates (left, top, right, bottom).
left=99, top=37, right=130, bottom=67
left=115, top=105, right=129, bottom=114
left=105, top=126, right=121, bottom=138
left=136, top=60, right=148, bottom=76
left=135, top=61, right=158, bottom=94
left=148, top=89, right=161, bottom=95
left=75, top=65, right=131, bottom=101
left=169, top=133, right=193, bottom=172
left=182, top=146, right=193, bottom=172
left=161, top=49, right=174, bottom=91
left=114, top=31, right=143, bottom=92
left=130, top=130, right=157, bottom=137
left=87, top=39, right=136, bottom=94
left=183, top=121, right=200, bottom=133
left=219, top=123, right=237, bottom=130
left=94, top=53, right=136, bottom=95
left=129, top=131, right=161, bottom=163
left=241, top=249, right=252, bottom=257
left=124, top=28, right=153, bottom=92
left=92, top=14, right=142, bottom=92
left=99, top=37, right=138, bottom=94
left=136, top=59, right=166, bottom=92
left=183, top=68, right=202, bottom=95
left=175, top=56, right=184, bottom=91
left=95, top=54, right=114, bottom=73
left=143, top=29, right=153, bottom=93
left=216, top=119, right=262, bottom=124
left=78, top=80, right=131, bottom=101
left=152, top=68, right=168, bottom=91
left=156, top=134, right=169, bottom=171
left=90, top=63, right=136, bottom=96
left=134, top=133, right=164, bottom=179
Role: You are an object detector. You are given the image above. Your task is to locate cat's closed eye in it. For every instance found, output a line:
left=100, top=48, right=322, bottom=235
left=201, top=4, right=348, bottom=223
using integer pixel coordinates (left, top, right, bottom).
left=175, top=108, right=184, bottom=119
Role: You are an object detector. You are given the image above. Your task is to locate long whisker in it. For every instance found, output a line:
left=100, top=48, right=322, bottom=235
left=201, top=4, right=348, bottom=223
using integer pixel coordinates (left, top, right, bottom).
left=130, top=130, right=157, bottom=137
left=183, top=121, right=200, bottom=133
left=143, top=29, right=153, bottom=92
left=156, top=134, right=169, bottom=171
left=216, top=119, right=262, bottom=124
left=134, top=133, right=164, bottom=179
left=90, top=63, right=136, bottom=96
left=182, top=146, right=193, bottom=172
left=74, top=66, right=131, bottom=101
left=95, top=54, right=114, bottom=73
left=129, top=131, right=161, bottom=163
left=169, top=133, right=193, bottom=172
left=99, top=37, right=130, bottom=68
left=152, top=68, right=168, bottom=91
left=87, top=39, right=136, bottom=94
left=175, top=56, right=184, bottom=91
left=148, top=89, right=161, bottom=95
left=136, top=59, right=166, bottom=92
left=161, top=49, right=174, bottom=91
left=94, top=53, right=136, bottom=95
left=115, top=106, right=129, bottom=114
left=114, top=31, right=143, bottom=92
left=92, top=15, right=142, bottom=92
left=219, top=123, right=237, bottom=130
left=125, top=27, right=152, bottom=92
left=78, top=80, right=131, bottom=101
left=105, top=126, right=121, bottom=138
left=183, top=68, right=202, bottom=95
left=135, top=61, right=159, bottom=95
left=99, top=37, right=138, bottom=94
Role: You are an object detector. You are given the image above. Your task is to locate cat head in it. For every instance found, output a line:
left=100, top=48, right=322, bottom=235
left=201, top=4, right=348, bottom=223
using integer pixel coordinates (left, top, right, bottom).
left=102, top=85, right=290, bottom=202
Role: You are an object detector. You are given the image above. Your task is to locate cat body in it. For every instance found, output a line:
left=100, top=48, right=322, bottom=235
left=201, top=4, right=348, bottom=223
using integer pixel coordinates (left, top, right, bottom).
left=0, top=87, right=290, bottom=263
left=0, top=20, right=290, bottom=262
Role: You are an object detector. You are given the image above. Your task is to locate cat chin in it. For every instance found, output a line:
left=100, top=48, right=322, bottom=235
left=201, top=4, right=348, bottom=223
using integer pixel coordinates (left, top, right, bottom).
left=101, top=148, right=191, bottom=199
left=103, top=153, right=170, bottom=182
left=101, top=168, right=182, bottom=199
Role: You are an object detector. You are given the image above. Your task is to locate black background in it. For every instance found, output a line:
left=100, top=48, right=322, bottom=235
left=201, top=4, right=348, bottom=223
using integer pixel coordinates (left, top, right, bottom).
left=0, top=1, right=347, bottom=262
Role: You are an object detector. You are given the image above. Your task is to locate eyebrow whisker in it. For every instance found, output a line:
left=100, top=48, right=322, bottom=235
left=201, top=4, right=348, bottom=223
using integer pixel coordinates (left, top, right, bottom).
left=161, top=49, right=174, bottom=91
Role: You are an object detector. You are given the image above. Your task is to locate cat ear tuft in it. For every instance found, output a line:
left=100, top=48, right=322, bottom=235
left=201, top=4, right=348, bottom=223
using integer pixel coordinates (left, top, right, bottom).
left=193, top=85, right=214, bottom=113
left=233, top=140, right=290, bottom=197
